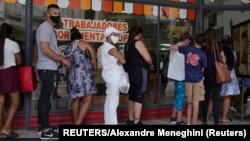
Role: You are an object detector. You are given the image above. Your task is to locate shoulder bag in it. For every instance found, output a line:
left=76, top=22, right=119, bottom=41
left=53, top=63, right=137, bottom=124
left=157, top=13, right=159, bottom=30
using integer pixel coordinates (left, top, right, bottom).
left=214, top=43, right=232, bottom=84
left=17, top=66, right=37, bottom=93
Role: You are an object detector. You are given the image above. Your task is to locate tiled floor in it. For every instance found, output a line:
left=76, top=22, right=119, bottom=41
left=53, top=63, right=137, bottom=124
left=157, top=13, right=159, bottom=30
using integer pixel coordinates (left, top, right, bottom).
left=0, top=115, right=249, bottom=140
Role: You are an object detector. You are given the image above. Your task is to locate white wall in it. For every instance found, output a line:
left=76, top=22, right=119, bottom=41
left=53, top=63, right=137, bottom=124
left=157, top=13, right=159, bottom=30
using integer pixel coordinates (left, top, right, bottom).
left=204, top=0, right=250, bottom=35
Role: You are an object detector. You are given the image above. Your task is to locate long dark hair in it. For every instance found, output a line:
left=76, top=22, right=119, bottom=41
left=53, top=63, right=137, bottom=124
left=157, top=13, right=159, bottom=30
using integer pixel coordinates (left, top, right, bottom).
left=203, top=28, right=216, bottom=53
left=221, top=35, right=235, bottom=70
left=125, top=26, right=143, bottom=51
left=0, top=23, right=14, bottom=66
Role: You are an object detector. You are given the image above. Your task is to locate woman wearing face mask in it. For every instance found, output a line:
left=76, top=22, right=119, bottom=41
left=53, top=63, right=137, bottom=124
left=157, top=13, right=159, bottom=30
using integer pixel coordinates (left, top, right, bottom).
left=124, top=26, right=154, bottom=125
left=100, top=27, right=126, bottom=125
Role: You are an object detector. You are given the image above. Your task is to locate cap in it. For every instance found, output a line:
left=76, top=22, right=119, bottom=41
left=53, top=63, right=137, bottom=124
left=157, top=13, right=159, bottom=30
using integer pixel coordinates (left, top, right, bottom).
left=104, top=27, right=122, bottom=38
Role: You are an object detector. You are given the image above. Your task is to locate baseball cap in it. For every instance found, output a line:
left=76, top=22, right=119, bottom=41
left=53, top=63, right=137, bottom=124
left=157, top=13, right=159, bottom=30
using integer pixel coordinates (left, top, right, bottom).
left=104, top=27, right=122, bottom=38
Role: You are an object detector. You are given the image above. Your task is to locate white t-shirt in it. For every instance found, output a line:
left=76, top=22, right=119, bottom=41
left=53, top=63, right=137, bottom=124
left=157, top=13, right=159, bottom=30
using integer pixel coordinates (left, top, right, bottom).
left=1, top=38, right=20, bottom=69
left=167, top=50, right=185, bottom=81
left=100, top=42, right=124, bottom=83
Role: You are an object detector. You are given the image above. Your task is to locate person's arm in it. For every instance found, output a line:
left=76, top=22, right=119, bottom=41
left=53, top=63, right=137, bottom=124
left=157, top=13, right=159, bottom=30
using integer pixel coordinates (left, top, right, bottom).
left=32, top=44, right=38, bottom=69
left=220, top=50, right=226, bottom=64
left=39, top=41, right=71, bottom=67
left=135, top=40, right=154, bottom=70
left=108, top=47, right=126, bottom=65
left=15, top=52, right=22, bottom=66
left=170, top=42, right=183, bottom=51
left=83, top=41, right=98, bottom=75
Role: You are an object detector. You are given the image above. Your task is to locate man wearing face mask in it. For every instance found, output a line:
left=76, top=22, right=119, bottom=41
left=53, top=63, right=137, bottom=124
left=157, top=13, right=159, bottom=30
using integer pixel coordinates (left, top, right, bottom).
left=100, top=27, right=126, bottom=125
left=36, top=4, right=70, bottom=139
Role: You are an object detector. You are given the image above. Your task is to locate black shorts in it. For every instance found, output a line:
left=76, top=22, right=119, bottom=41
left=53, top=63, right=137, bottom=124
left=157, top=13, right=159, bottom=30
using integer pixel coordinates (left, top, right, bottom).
left=126, top=66, right=149, bottom=103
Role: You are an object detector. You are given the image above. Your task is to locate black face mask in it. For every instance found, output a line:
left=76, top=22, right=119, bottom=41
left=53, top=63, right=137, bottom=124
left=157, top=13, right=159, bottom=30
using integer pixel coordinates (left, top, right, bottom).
left=50, top=16, right=61, bottom=24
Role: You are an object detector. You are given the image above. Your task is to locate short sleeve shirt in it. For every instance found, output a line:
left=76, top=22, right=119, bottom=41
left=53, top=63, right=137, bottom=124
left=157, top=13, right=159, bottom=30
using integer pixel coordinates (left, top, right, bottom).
left=36, top=21, right=59, bottom=70
left=101, top=42, right=124, bottom=83
left=1, top=39, right=20, bottom=69
left=178, top=45, right=207, bottom=83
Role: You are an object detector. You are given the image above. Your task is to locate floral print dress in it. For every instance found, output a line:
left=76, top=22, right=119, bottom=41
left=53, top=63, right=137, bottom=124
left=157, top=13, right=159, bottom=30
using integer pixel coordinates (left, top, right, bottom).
left=64, top=40, right=97, bottom=99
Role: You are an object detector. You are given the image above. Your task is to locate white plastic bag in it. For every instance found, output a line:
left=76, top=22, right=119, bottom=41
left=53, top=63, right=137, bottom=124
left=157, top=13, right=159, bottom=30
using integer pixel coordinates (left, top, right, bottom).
left=165, top=80, right=175, bottom=96
left=120, top=72, right=130, bottom=94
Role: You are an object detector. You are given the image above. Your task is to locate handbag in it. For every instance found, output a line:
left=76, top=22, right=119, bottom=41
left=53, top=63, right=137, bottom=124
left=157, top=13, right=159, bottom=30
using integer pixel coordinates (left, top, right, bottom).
left=119, top=72, right=130, bottom=94
left=17, top=66, right=37, bottom=93
left=214, top=44, right=232, bottom=84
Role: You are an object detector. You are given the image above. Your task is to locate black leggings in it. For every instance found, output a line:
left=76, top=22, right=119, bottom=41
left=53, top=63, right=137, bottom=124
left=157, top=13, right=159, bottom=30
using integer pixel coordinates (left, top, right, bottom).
left=201, top=79, right=222, bottom=125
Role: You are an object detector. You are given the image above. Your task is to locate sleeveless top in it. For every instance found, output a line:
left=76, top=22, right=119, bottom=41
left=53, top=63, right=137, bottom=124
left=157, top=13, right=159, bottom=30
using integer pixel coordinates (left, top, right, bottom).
left=124, top=40, right=149, bottom=71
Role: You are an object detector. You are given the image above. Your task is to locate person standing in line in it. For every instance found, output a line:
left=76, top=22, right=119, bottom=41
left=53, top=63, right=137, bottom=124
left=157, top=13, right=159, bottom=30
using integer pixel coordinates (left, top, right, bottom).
left=36, top=4, right=70, bottom=139
left=0, top=23, right=21, bottom=139
left=124, top=26, right=154, bottom=125
left=201, top=28, right=226, bottom=125
left=220, top=35, right=240, bottom=123
left=64, top=27, right=97, bottom=125
left=167, top=32, right=191, bottom=125
left=170, top=33, right=207, bottom=125
left=100, top=27, right=126, bottom=125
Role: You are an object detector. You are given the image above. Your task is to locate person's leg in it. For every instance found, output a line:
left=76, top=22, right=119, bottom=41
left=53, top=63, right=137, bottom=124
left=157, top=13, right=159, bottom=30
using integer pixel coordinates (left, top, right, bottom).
left=0, top=94, right=5, bottom=130
left=211, top=84, right=221, bottom=125
left=104, top=81, right=120, bottom=125
left=0, top=91, right=19, bottom=134
left=127, top=100, right=134, bottom=121
left=75, top=94, right=93, bottom=125
left=201, top=80, right=211, bottom=124
left=185, top=82, right=192, bottom=125
left=191, top=101, right=199, bottom=125
left=133, top=68, right=147, bottom=125
left=71, top=98, right=80, bottom=123
left=222, top=96, right=231, bottom=122
left=133, top=102, right=143, bottom=124
left=186, top=103, right=192, bottom=125
left=38, top=70, right=57, bottom=132
left=207, top=97, right=213, bottom=120
left=171, top=81, right=178, bottom=123
left=171, top=106, right=177, bottom=119
left=174, top=81, right=185, bottom=123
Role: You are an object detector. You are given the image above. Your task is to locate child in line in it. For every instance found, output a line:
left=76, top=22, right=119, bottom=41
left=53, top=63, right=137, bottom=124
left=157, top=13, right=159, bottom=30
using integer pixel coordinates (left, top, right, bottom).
left=170, top=33, right=207, bottom=125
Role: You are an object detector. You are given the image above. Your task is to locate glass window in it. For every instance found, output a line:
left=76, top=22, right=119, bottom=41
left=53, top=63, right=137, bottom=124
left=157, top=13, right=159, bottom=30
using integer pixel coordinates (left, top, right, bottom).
left=1, top=0, right=249, bottom=114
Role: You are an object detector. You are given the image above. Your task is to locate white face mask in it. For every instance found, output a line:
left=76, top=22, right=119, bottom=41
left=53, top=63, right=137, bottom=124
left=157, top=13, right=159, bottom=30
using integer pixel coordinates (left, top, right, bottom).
left=110, top=35, right=119, bottom=44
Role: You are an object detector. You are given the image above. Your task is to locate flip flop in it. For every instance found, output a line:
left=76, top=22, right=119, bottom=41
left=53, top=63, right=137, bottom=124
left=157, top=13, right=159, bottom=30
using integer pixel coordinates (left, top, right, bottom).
left=1, top=131, right=19, bottom=139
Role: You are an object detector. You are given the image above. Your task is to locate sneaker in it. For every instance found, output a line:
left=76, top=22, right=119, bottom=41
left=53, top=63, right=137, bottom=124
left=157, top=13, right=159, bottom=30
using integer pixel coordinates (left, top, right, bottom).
left=126, top=119, right=134, bottom=125
left=40, top=128, right=58, bottom=140
left=229, top=106, right=238, bottom=112
left=37, top=126, right=58, bottom=135
left=201, top=122, right=208, bottom=125
left=170, top=117, right=177, bottom=124
left=176, top=121, right=186, bottom=125
left=134, top=120, right=144, bottom=125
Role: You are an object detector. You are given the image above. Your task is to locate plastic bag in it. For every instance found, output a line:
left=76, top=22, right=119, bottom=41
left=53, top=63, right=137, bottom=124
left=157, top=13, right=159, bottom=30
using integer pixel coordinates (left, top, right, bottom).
left=165, top=80, right=175, bottom=96
left=120, top=72, right=130, bottom=94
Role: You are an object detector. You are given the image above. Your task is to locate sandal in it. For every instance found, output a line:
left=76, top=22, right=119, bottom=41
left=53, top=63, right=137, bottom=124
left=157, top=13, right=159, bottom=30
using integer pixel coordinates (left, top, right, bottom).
left=221, top=118, right=232, bottom=123
left=1, top=131, right=19, bottom=139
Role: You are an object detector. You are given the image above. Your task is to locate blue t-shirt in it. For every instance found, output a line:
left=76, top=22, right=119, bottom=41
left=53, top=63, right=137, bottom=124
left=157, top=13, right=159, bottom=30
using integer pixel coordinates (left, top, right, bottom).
left=178, top=45, right=207, bottom=83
